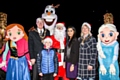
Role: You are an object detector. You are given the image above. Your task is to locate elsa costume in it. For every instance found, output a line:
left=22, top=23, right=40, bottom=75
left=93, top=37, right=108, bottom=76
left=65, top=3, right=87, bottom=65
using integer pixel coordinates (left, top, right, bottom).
left=98, top=40, right=119, bottom=80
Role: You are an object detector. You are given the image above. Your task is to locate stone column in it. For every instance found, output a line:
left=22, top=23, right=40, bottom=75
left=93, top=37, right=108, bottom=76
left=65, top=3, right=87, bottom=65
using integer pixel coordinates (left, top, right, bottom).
left=0, top=12, right=7, bottom=49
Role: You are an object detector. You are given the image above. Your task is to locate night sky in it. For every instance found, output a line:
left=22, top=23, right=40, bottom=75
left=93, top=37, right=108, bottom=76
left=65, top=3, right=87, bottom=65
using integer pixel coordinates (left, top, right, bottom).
left=0, top=0, right=120, bottom=39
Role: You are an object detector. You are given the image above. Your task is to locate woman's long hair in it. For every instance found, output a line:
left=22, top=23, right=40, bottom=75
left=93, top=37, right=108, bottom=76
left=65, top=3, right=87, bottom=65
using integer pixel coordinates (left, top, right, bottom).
left=5, top=23, right=28, bottom=41
left=66, top=26, right=77, bottom=47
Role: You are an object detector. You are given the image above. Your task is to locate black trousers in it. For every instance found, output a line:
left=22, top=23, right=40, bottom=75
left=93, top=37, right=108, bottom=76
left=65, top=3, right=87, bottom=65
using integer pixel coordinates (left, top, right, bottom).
left=42, top=73, right=54, bottom=80
left=32, top=63, right=40, bottom=80
left=0, top=70, right=6, bottom=80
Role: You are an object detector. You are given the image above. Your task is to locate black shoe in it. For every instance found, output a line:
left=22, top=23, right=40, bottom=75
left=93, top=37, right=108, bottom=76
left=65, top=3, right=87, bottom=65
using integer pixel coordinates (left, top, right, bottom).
left=59, top=77, right=63, bottom=80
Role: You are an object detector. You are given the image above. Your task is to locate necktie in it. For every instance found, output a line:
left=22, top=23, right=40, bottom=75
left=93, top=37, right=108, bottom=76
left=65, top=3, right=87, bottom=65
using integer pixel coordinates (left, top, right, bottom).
left=40, top=30, right=42, bottom=35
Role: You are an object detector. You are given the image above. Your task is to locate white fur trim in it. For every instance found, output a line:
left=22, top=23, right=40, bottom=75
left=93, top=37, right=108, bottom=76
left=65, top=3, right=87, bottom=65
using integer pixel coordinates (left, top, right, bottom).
left=55, top=23, right=66, bottom=31
left=43, top=37, right=53, bottom=45
left=59, top=62, right=63, bottom=66
left=59, top=53, right=64, bottom=66
left=82, top=22, right=91, bottom=31
left=60, top=40, right=64, bottom=49
left=56, top=23, right=64, bottom=27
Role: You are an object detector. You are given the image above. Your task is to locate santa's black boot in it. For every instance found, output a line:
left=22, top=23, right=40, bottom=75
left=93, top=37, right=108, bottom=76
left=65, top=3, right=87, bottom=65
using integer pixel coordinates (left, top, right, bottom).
left=58, top=77, right=63, bottom=80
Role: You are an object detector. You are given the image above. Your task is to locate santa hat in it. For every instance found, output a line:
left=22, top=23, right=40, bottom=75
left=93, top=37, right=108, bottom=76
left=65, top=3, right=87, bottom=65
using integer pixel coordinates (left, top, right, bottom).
left=43, top=37, right=53, bottom=46
left=56, top=22, right=66, bottom=30
left=56, top=22, right=65, bottom=27
left=81, top=22, right=91, bottom=31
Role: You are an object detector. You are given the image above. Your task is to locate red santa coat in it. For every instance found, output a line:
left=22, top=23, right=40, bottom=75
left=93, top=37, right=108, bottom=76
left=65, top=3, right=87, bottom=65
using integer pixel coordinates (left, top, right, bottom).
left=51, top=35, right=66, bottom=48
left=51, top=35, right=66, bottom=77
left=51, top=35, right=66, bottom=62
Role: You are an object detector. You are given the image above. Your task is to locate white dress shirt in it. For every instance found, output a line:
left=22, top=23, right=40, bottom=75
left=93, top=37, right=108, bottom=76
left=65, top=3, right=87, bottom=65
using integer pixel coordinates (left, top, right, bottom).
left=37, top=28, right=44, bottom=34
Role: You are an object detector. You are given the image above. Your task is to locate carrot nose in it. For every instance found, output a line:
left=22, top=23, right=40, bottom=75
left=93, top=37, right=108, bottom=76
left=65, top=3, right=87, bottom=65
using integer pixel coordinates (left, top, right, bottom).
left=47, top=12, right=51, bottom=15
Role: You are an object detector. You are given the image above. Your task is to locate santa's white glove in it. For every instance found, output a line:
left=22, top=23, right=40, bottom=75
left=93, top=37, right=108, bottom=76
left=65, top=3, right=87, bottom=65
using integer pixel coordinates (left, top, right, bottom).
left=100, top=65, right=107, bottom=75
left=0, top=61, right=6, bottom=68
left=109, top=64, right=116, bottom=75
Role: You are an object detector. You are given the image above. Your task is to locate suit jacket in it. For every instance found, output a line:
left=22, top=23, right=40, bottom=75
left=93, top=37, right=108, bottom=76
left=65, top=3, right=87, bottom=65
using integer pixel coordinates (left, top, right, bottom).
left=64, top=38, right=79, bottom=65
left=28, top=27, right=50, bottom=59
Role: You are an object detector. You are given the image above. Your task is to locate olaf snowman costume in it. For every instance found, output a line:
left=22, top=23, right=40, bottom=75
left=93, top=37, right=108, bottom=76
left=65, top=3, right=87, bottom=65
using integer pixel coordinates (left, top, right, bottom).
left=42, top=4, right=59, bottom=35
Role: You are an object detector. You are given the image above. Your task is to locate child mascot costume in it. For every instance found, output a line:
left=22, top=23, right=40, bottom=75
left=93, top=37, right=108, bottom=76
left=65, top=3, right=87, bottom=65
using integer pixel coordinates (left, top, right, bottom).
left=97, top=23, right=119, bottom=80
left=0, top=23, right=32, bottom=80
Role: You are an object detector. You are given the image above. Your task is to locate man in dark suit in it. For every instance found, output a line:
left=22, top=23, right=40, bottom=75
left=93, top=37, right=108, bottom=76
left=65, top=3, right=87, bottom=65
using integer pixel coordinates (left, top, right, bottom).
left=28, top=18, right=50, bottom=80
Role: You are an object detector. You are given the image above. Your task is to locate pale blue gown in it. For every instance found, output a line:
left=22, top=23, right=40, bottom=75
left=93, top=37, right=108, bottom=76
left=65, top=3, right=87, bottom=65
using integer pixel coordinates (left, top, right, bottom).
left=98, top=41, right=119, bottom=80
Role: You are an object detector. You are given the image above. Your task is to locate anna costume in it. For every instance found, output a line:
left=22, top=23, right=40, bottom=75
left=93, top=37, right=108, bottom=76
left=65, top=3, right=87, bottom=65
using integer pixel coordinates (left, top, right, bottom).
left=1, top=38, right=31, bottom=80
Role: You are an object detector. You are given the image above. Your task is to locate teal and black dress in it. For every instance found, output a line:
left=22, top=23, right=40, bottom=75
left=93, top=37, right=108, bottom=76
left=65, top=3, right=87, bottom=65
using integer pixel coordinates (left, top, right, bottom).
left=3, top=40, right=31, bottom=80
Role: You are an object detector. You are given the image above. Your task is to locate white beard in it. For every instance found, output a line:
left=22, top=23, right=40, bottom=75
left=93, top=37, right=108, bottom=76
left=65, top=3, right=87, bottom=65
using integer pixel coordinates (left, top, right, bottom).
left=54, top=28, right=65, bottom=42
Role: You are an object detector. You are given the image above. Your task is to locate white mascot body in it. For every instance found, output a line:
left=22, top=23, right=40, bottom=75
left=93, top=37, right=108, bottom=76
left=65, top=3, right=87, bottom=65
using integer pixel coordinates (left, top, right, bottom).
left=42, top=4, right=59, bottom=35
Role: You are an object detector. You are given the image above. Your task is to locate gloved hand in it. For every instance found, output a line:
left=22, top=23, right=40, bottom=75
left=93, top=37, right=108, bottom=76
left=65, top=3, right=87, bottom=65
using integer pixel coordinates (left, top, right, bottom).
left=53, top=73, right=57, bottom=77
left=0, top=61, right=6, bottom=68
left=109, top=64, right=116, bottom=75
left=100, top=65, right=107, bottom=75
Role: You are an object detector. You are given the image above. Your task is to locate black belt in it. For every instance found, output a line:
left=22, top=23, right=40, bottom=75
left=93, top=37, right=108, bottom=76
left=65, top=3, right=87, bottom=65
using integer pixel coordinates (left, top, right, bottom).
left=11, top=51, right=29, bottom=58
left=55, top=49, right=64, bottom=53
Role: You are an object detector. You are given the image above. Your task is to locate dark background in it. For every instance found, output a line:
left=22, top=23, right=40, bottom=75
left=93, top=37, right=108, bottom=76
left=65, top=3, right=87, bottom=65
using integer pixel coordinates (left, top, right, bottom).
left=0, top=0, right=120, bottom=37
left=0, top=0, right=120, bottom=39
left=0, top=0, right=120, bottom=79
